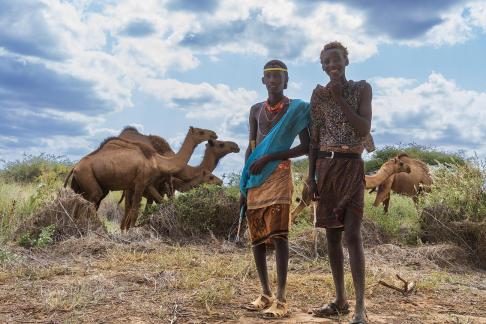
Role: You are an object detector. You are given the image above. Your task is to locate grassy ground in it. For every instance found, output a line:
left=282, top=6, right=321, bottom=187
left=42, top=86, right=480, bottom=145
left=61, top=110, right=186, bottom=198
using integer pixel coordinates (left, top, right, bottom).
left=1, top=232, right=485, bottom=323
left=1, top=158, right=485, bottom=323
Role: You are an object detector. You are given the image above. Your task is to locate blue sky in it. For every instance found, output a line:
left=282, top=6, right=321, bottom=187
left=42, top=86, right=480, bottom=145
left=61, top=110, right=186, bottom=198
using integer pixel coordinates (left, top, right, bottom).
left=1, top=0, right=486, bottom=176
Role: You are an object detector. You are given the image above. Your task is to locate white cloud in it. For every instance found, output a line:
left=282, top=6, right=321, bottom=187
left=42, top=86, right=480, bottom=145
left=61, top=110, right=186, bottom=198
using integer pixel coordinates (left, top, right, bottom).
left=372, top=72, right=486, bottom=156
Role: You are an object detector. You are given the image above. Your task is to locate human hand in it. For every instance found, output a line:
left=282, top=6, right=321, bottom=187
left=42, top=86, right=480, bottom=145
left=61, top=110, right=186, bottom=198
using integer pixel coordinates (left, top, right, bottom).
left=306, top=177, right=319, bottom=201
left=249, top=155, right=270, bottom=175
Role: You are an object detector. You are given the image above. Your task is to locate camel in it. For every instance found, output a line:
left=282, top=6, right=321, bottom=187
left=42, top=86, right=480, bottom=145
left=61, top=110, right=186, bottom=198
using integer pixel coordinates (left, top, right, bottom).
left=373, top=153, right=433, bottom=213
left=290, top=156, right=411, bottom=223
left=118, top=138, right=240, bottom=209
left=64, top=126, right=217, bottom=230
left=146, top=139, right=239, bottom=203
left=174, top=170, right=223, bottom=192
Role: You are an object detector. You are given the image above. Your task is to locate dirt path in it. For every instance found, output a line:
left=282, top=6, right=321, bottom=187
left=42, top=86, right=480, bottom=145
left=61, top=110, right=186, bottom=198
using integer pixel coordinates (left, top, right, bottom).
left=1, top=234, right=485, bottom=323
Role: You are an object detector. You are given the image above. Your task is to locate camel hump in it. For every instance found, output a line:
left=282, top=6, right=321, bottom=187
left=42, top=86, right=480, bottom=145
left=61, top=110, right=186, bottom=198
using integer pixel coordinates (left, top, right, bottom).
left=89, top=136, right=156, bottom=159
left=148, top=135, right=174, bottom=154
left=121, top=126, right=140, bottom=133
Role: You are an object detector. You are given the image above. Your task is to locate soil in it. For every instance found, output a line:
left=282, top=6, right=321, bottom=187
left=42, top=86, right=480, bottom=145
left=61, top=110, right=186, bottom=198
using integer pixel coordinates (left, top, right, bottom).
left=1, top=232, right=485, bottom=323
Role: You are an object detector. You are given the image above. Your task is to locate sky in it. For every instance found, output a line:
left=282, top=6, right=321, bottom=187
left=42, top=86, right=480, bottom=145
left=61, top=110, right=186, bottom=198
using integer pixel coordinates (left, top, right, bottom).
left=1, top=0, right=486, bottom=176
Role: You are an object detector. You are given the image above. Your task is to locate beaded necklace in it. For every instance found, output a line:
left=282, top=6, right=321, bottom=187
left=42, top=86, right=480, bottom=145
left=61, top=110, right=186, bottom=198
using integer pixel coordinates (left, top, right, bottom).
left=257, top=97, right=290, bottom=137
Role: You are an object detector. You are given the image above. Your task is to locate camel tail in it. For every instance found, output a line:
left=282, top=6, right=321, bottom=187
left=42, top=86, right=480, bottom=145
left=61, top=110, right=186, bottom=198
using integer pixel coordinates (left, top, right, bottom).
left=118, top=191, right=125, bottom=205
left=63, top=168, right=74, bottom=188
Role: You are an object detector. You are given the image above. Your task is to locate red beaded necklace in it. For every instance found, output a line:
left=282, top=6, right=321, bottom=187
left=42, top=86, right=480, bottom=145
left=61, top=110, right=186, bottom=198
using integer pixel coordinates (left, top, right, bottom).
left=264, top=96, right=289, bottom=113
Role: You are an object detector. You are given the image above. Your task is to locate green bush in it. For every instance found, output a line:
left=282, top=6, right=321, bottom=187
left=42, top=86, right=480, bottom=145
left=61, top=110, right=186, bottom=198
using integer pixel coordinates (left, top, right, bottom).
left=0, top=153, right=73, bottom=183
left=418, top=160, right=486, bottom=268
left=365, top=143, right=465, bottom=173
left=145, top=184, right=239, bottom=239
left=18, top=225, right=56, bottom=248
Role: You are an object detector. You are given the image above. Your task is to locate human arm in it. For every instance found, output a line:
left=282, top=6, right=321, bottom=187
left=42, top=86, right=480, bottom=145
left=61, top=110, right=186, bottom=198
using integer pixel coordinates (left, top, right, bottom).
left=249, top=127, right=310, bottom=174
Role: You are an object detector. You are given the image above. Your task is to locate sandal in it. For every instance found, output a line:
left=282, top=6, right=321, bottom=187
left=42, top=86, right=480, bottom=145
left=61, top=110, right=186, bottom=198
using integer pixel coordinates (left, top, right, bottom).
left=312, top=302, right=350, bottom=317
left=262, top=300, right=289, bottom=318
left=243, top=293, right=274, bottom=311
left=349, top=313, right=368, bottom=324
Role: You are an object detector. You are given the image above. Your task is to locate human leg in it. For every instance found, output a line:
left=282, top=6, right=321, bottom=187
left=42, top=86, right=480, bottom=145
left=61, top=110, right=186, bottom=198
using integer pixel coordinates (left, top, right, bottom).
left=273, top=237, right=288, bottom=302
left=344, top=209, right=366, bottom=322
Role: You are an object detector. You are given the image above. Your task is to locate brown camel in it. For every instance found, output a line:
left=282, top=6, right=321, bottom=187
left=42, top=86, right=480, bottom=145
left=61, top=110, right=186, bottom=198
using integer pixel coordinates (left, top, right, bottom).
left=64, top=126, right=217, bottom=230
left=373, top=153, right=433, bottom=213
left=146, top=139, right=239, bottom=203
left=118, top=138, right=240, bottom=209
left=290, top=157, right=411, bottom=223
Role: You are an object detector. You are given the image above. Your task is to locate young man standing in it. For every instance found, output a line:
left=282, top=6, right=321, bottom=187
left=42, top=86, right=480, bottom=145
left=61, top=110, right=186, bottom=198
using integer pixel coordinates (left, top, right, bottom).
left=240, top=60, right=310, bottom=318
left=308, top=42, right=373, bottom=324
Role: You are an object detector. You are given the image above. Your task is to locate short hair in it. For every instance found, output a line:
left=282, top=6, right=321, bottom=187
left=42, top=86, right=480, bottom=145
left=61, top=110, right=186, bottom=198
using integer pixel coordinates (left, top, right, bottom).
left=321, top=41, right=349, bottom=61
left=263, top=59, right=289, bottom=87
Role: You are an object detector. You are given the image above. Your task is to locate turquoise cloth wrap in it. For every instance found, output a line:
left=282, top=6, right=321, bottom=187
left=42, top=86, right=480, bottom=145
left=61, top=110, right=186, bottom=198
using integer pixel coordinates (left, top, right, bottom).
left=240, top=99, right=310, bottom=197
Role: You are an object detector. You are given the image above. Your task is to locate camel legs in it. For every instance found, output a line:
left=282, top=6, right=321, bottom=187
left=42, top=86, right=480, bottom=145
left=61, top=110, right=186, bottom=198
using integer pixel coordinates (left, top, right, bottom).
left=143, top=185, right=164, bottom=213
left=383, top=195, right=390, bottom=214
left=121, top=190, right=133, bottom=231
left=128, top=184, right=145, bottom=229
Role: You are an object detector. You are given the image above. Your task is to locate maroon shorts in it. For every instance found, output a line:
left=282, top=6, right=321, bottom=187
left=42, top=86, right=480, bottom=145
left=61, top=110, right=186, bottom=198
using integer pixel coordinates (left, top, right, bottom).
left=315, top=158, right=365, bottom=228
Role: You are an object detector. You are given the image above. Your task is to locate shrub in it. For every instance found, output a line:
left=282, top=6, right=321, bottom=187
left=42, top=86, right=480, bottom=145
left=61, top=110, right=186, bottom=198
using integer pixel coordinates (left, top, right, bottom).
left=0, top=153, right=73, bottom=183
left=144, top=184, right=239, bottom=240
left=14, top=189, right=105, bottom=244
left=419, top=160, right=486, bottom=268
left=365, top=143, right=465, bottom=173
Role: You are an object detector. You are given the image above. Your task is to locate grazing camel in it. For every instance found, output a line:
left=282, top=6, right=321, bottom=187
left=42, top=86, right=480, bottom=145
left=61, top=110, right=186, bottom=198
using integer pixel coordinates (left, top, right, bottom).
left=65, top=127, right=217, bottom=230
left=146, top=139, right=239, bottom=202
left=118, top=138, right=240, bottom=209
left=174, top=170, right=223, bottom=192
left=373, top=153, right=433, bottom=213
left=290, top=157, right=411, bottom=223
left=118, top=126, right=176, bottom=195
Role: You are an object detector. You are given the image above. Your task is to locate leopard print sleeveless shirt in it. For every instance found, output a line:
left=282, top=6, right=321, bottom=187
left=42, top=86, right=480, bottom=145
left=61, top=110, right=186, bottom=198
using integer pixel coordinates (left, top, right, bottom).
left=310, top=80, right=374, bottom=152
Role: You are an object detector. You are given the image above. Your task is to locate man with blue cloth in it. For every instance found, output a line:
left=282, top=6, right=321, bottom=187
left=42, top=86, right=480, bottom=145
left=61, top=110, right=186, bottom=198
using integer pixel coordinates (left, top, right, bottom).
left=240, top=59, right=310, bottom=318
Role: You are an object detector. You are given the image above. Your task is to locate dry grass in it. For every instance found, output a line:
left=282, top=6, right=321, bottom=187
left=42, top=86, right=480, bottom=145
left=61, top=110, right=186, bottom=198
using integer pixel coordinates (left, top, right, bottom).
left=1, top=234, right=485, bottom=323
left=14, top=189, right=105, bottom=244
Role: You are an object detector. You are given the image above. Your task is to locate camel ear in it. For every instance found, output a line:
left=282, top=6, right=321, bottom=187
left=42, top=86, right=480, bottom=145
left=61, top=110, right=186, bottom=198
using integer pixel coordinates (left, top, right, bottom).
left=208, top=139, right=215, bottom=147
left=189, top=126, right=194, bottom=133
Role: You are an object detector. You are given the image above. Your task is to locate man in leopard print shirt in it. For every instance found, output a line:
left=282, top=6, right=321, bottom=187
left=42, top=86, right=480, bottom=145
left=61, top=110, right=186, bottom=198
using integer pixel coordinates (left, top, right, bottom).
left=308, top=42, right=372, bottom=324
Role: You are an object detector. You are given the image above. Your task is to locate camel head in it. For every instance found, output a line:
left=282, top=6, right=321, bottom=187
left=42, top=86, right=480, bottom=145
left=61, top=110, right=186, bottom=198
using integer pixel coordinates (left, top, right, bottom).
left=189, top=126, right=218, bottom=143
left=387, top=157, right=411, bottom=174
left=206, top=139, right=240, bottom=154
left=201, top=170, right=223, bottom=185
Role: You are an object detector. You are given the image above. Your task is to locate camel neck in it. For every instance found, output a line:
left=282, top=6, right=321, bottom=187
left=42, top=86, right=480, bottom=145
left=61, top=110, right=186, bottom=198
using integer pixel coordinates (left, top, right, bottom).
left=155, top=131, right=198, bottom=175
left=366, top=165, right=394, bottom=188
left=199, top=148, right=218, bottom=171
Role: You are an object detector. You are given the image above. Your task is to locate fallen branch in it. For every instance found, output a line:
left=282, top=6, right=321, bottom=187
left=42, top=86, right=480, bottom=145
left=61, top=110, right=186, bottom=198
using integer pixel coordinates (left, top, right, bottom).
left=379, top=274, right=416, bottom=296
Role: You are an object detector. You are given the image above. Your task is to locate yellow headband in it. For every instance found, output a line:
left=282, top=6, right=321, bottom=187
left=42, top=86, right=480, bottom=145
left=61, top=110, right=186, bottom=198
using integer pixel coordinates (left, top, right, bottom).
left=263, top=67, right=287, bottom=72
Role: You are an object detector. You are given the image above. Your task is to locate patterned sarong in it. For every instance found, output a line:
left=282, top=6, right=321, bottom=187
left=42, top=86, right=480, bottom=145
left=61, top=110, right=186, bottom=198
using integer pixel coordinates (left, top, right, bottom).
left=246, top=161, right=293, bottom=246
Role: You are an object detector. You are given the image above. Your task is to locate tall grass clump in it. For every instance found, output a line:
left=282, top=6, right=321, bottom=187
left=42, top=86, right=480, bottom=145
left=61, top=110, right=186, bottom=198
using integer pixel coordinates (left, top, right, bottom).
left=144, top=184, right=239, bottom=240
left=0, top=154, right=74, bottom=242
left=419, top=160, right=486, bottom=268
left=364, top=191, right=420, bottom=245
